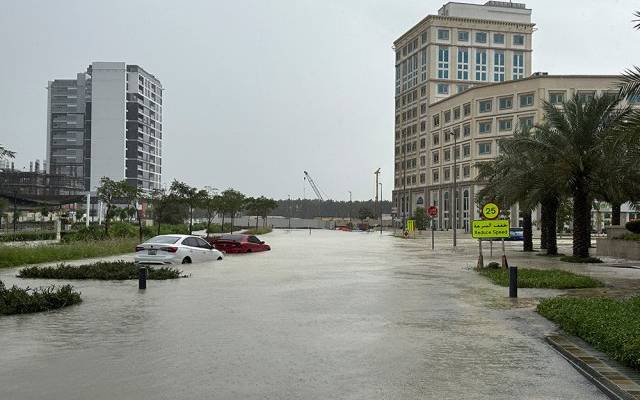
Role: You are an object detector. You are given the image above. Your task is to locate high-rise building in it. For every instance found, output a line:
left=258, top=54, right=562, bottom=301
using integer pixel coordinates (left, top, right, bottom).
left=46, top=62, right=163, bottom=193
left=392, top=1, right=534, bottom=220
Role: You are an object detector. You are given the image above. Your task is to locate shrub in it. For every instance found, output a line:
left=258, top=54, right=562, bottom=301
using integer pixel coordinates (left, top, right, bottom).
left=244, top=227, right=272, bottom=235
left=0, top=280, right=82, bottom=315
left=538, top=296, right=640, bottom=369
left=18, top=260, right=181, bottom=280
left=0, top=231, right=57, bottom=242
left=626, top=220, right=640, bottom=234
left=559, top=255, right=603, bottom=263
left=485, top=262, right=501, bottom=269
left=478, top=267, right=602, bottom=289
left=622, top=233, right=640, bottom=241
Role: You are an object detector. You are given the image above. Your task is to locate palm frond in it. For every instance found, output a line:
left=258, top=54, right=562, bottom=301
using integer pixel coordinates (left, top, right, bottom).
left=634, top=10, right=640, bottom=30
left=619, top=66, right=640, bottom=99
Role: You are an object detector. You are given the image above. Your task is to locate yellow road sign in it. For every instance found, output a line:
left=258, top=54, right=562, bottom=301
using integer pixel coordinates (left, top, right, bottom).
left=472, top=219, right=510, bottom=239
left=406, top=219, right=415, bottom=232
left=482, top=203, right=500, bottom=220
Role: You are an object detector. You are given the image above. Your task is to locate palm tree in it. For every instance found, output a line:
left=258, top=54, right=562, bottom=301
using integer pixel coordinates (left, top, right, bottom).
left=618, top=11, right=640, bottom=99
left=519, top=94, right=634, bottom=258
left=0, top=145, right=15, bottom=161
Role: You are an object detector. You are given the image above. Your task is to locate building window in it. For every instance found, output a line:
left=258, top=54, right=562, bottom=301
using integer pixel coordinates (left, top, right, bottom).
left=421, top=31, right=428, bottom=44
left=475, top=31, right=487, bottom=43
left=420, top=173, right=426, bottom=184
left=498, top=118, right=512, bottom=132
left=438, top=47, right=449, bottom=79
left=519, top=116, right=534, bottom=129
left=479, top=99, right=492, bottom=113
left=577, top=91, right=595, bottom=102
left=463, top=103, right=471, bottom=116
left=513, top=34, right=525, bottom=46
left=433, top=114, right=440, bottom=127
left=457, top=48, right=469, bottom=80
left=494, top=51, right=505, bottom=82
left=493, top=33, right=504, bottom=44
left=420, top=48, right=428, bottom=81
left=437, top=83, right=449, bottom=95
left=499, top=96, right=513, bottom=110
left=453, top=107, right=460, bottom=120
left=420, top=156, right=426, bottom=166
left=457, top=84, right=469, bottom=93
left=420, top=121, right=426, bottom=132
left=432, top=170, right=439, bottom=182
left=548, top=92, right=564, bottom=105
left=513, top=52, right=524, bottom=79
left=463, top=123, right=471, bottom=137
left=444, top=167, right=451, bottom=181
left=420, top=85, right=426, bottom=97
left=421, top=103, right=427, bottom=114
left=454, top=145, right=460, bottom=160
left=444, top=149, right=451, bottom=162
left=420, top=138, right=426, bottom=149
left=478, top=142, right=492, bottom=155
left=458, top=30, right=469, bottom=42
left=437, top=29, right=450, bottom=40
left=520, top=93, right=534, bottom=107
left=475, top=50, right=487, bottom=81
left=432, top=133, right=440, bottom=145
left=432, top=151, right=440, bottom=163
left=463, top=164, right=471, bottom=177
left=444, top=110, right=451, bottom=123
left=479, top=121, right=492, bottom=134
left=463, top=143, right=470, bottom=157
left=444, top=130, right=451, bottom=143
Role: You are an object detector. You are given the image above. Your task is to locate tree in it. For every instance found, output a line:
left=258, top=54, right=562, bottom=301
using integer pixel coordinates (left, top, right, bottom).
left=358, top=206, right=374, bottom=221
left=0, top=145, right=15, bottom=161
left=120, top=182, right=146, bottom=241
left=414, top=207, right=427, bottom=230
left=150, top=189, right=183, bottom=235
left=221, top=189, right=245, bottom=234
left=200, top=190, right=221, bottom=236
left=96, top=177, right=124, bottom=236
left=244, top=197, right=260, bottom=229
left=170, top=180, right=201, bottom=234
left=256, top=196, right=278, bottom=228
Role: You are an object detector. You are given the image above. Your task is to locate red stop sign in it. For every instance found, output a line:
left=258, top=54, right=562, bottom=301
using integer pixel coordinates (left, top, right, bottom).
left=427, top=206, right=438, bottom=217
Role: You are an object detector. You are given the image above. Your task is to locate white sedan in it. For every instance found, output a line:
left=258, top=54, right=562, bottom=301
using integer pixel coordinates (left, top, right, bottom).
left=134, top=234, right=224, bottom=265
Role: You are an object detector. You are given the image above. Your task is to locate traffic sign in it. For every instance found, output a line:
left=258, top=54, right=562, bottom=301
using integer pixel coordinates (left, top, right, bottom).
left=482, top=203, right=499, bottom=220
left=406, top=219, right=415, bottom=232
left=471, top=219, right=510, bottom=239
left=427, top=206, right=438, bottom=217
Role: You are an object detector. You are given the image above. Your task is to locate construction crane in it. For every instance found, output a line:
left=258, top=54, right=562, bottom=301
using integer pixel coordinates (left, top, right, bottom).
left=303, top=171, right=325, bottom=201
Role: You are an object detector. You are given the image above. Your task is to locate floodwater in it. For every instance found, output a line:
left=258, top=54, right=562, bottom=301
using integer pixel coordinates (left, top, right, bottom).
left=0, top=230, right=606, bottom=399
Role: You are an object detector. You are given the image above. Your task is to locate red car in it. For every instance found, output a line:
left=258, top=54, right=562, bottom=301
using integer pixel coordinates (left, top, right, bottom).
left=207, top=234, right=271, bottom=254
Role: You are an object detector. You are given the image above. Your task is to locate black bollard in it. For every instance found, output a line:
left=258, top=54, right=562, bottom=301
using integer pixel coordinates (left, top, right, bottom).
left=138, top=266, right=147, bottom=290
left=509, top=266, right=517, bottom=298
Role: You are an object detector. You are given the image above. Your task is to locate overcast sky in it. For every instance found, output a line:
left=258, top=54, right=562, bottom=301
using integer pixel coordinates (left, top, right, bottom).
left=1, top=0, right=638, bottom=201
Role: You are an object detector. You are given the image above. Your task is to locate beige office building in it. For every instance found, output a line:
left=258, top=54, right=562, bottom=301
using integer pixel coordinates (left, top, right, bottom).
left=392, top=1, right=534, bottom=222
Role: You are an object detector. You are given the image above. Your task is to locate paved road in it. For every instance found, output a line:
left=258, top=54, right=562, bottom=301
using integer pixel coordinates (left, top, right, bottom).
left=0, top=230, right=607, bottom=399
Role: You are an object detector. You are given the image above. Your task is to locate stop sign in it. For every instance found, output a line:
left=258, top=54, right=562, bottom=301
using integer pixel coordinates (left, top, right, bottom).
left=427, top=206, right=438, bottom=217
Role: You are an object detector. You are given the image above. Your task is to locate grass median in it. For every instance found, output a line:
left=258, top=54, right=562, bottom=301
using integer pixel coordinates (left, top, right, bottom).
left=18, top=260, right=182, bottom=280
left=0, top=239, right=137, bottom=269
left=538, top=296, right=640, bottom=370
left=478, top=267, right=603, bottom=289
left=0, top=280, right=82, bottom=316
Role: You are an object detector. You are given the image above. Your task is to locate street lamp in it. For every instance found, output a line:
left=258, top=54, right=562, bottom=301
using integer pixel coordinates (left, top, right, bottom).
left=348, top=190, right=352, bottom=224
left=288, top=194, right=291, bottom=230
left=453, top=130, right=458, bottom=248
left=379, top=182, right=383, bottom=235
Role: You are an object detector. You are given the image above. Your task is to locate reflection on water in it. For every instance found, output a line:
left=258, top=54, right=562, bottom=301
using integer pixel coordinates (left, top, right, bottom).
left=0, top=230, right=606, bottom=399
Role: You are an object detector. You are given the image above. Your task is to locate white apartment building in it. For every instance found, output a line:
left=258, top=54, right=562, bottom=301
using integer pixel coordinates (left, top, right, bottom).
left=393, top=1, right=534, bottom=220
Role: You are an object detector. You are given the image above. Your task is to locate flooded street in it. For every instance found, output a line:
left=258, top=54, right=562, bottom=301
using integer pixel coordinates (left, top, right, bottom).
left=0, top=230, right=606, bottom=399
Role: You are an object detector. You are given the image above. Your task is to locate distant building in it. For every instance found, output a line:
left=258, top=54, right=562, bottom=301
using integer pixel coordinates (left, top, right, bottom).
left=46, top=62, right=163, bottom=193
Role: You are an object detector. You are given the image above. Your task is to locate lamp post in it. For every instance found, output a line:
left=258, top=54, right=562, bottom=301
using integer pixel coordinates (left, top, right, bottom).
left=348, top=190, right=352, bottom=224
left=288, top=194, right=291, bottom=230
left=379, top=182, right=383, bottom=235
left=453, top=130, right=458, bottom=248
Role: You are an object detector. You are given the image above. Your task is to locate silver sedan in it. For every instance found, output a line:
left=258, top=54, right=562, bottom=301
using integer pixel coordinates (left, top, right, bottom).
left=134, top=234, right=224, bottom=265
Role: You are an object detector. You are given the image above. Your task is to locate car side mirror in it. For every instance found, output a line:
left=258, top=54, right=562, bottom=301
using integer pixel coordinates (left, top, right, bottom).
left=260, top=241, right=265, bottom=244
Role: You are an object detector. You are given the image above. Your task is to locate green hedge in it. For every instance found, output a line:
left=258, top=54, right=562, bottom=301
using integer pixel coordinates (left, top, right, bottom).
left=626, top=220, right=640, bottom=234
left=18, top=260, right=181, bottom=280
left=478, top=267, right=602, bottom=289
left=0, top=280, right=82, bottom=315
left=244, top=227, right=272, bottom=235
left=538, top=296, right=640, bottom=369
left=0, top=231, right=57, bottom=242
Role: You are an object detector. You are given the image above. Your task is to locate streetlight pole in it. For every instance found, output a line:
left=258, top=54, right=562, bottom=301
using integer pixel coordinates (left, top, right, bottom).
left=402, top=132, right=407, bottom=231
left=288, top=194, right=291, bottom=230
left=348, top=191, right=352, bottom=224
left=379, top=182, right=383, bottom=235
left=453, top=130, right=458, bottom=248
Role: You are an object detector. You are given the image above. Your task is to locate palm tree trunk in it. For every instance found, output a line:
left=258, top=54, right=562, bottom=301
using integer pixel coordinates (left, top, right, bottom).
left=189, top=206, right=193, bottom=234
left=542, top=197, right=559, bottom=255
left=540, top=205, right=547, bottom=249
left=612, top=202, right=622, bottom=226
left=256, top=215, right=259, bottom=229
left=572, top=187, right=591, bottom=258
left=230, top=212, right=234, bottom=234
left=221, top=213, right=225, bottom=234
left=522, top=210, right=533, bottom=251
left=105, top=205, right=110, bottom=236
left=157, top=221, right=161, bottom=236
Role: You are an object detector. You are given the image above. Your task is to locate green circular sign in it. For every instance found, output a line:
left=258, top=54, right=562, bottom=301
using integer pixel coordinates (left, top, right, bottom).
left=482, top=203, right=499, bottom=220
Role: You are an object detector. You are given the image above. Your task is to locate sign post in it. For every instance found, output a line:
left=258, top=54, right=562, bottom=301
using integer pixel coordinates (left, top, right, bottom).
left=473, top=203, right=509, bottom=269
left=427, top=206, right=437, bottom=250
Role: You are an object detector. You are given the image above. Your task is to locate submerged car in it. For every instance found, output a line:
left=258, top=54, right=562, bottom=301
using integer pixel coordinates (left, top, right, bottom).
left=207, top=234, right=271, bottom=254
left=507, top=227, right=524, bottom=241
left=134, top=234, right=224, bottom=265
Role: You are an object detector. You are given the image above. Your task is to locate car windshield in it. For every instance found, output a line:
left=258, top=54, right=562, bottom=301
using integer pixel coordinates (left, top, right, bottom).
left=219, top=234, right=244, bottom=241
left=510, top=228, right=523, bottom=232
left=144, top=235, right=180, bottom=244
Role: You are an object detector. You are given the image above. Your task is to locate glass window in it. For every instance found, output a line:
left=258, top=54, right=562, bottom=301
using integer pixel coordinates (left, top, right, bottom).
left=493, top=51, right=505, bottom=82
left=458, top=30, right=469, bottom=42
left=463, top=103, right=471, bottom=116
left=475, top=31, right=487, bottom=43
left=437, top=83, right=449, bottom=95
left=493, top=33, right=504, bottom=44
left=420, top=138, right=426, bottom=148
left=457, top=84, right=469, bottom=93
left=479, top=121, right=492, bottom=134
left=478, top=142, right=492, bottom=155
left=463, top=164, right=471, bottom=177
left=432, top=151, right=439, bottom=163
left=499, top=96, right=513, bottom=110
left=433, top=114, right=440, bottom=127
left=479, top=99, right=492, bottom=113
left=519, top=116, right=534, bottom=129
left=549, top=92, right=565, bottom=105
left=438, top=29, right=449, bottom=40
left=444, top=149, right=451, bottom=161
left=475, top=50, right=487, bottom=81
left=444, top=167, right=451, bottom=181
left=577, top=91, right=595, bottom=102
left=432, top=170, right=439, bottom=182
left=457, top=48, right=469, bottom=80
left=438, top=46, right=449, bottom=79
left=444, top=110, right=451, bottom=122
left=498, top=118, right=512, bottom=131
left=432, top=133, right=439, bottom=145
left=513, top=52, right=524, bottom=79
left=453, top=107, right=460, bottom=119
left=421, top=32, right=428, bottom=44
left=420, top=173, right=426, bottom=184
left=520, top=93, right=534, bottom=107
left=513, top=34, right=525, bottom=46
left=463, top=124, right=471, bottom=136
left=463, top=143, right=470, bottom=157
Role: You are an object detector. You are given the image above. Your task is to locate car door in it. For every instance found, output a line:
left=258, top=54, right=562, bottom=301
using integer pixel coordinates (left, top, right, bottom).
left=248, top=236, right=262, bottom=251
left=183, top=237, right=201, bottom=262
left=195, top=237, right=216, bottom=261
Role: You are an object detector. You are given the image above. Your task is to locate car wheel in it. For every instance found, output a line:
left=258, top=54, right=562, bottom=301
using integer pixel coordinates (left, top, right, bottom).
left=217, top=256, right=223, bottom=261
left=246, top=249, right=252, bottom=253
left=182, top=257, right=192, bottom=264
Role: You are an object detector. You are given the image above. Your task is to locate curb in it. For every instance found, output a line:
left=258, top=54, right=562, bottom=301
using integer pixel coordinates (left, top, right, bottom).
left=546, top=334, right=640, bottom=400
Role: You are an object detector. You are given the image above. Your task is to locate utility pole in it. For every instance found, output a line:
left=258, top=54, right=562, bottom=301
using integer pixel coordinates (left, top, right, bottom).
left=288, top=194, right=291, bottom=230
left=379, top=182, right=383, bottom=235
left=348, top=191, right=352, bottom=224
left=374, top=168, right=380, bottom=218
left=453, top=130, right=458, bottom=248
left=402, top=133, right=407, bottom=230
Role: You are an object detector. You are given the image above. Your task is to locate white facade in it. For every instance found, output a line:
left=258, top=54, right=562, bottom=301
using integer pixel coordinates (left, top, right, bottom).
left=89, top=62, right=127, bottom=191
left=438, top=1, right=532, bottom=24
